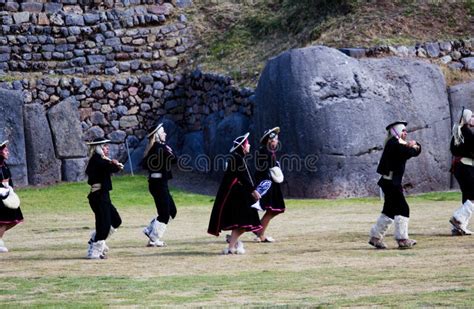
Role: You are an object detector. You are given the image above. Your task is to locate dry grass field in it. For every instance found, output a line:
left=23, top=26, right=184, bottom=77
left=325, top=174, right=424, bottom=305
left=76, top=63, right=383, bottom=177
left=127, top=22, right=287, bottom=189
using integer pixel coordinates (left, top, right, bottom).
left=0, top=176, right=473, bottom=307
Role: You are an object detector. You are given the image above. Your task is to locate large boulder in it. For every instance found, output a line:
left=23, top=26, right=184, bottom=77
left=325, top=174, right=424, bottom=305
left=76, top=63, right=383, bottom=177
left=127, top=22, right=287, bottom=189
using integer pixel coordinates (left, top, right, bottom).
left=123, top=118, right=183, bottom=174
left=161, top=117, right=184, bottom=154
left=0, top=89, right=27, bottom=186
left=448, top=81, right=474, bottom=126
left=197, top=112, right=250, bottom=175
left=23, top=104, right=61, bottom=185
left=181, top=131, right=205, bottom=172
left=62, top=158, right=87, bottom=182
left=123, top=137, right=147, bottom=174
left=254, top=45, right=451, bottom=198
left=202, top=112, right=220, bottom=158
left=47, top=97, right=88, bottom=158
left=213, top=113, right=251, bottom=165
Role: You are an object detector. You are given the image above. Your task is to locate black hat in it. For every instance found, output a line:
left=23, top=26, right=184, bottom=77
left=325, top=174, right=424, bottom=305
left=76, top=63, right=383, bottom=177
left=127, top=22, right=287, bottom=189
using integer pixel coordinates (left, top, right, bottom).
left=86, top=137, right=111, bottom=145
left=147, top=123, right=164, bottom=138
left=229, top=132, right=250, bottom=153
left=385, top=121, right=407, bottom=131
left=0, top=140, right=8, bottom=149
left=260, top=127, right=280, bottom=144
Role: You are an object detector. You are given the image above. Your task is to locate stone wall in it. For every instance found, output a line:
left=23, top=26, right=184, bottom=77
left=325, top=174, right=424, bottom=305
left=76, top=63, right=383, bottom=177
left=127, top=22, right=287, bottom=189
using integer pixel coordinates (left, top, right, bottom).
left=0, top=70, right=253, bottom=183
left=1, top=0, right=474, bottom=198
left=0, top=0, right=190, bottom=75
left=340, top=38, right=474, bottom=72
left=0, top=0, right=254, bottom=185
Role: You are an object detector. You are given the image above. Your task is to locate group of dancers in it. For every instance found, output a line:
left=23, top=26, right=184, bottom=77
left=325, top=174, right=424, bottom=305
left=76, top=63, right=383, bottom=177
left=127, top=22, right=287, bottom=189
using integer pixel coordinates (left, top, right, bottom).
left=84, top=123, right=285, bottom=258
left=0, top=107, right=473, bottom=257
left=369, top=107, right=474, bottom=249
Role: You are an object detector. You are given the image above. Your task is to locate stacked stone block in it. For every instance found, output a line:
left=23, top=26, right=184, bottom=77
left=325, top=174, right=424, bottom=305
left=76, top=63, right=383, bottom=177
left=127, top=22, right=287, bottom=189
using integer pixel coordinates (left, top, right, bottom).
left=0, top=0, right=189, bottom=75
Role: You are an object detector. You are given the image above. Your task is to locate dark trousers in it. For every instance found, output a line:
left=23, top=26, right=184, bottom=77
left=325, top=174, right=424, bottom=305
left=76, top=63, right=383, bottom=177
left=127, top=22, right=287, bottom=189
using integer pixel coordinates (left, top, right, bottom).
left=88, top=190, right=122, bottom=241
left=379, top=179, right=410, bottom=219
left=149, top=179, right=177, bottom=224
left=453, top=164, right=474, bottom=202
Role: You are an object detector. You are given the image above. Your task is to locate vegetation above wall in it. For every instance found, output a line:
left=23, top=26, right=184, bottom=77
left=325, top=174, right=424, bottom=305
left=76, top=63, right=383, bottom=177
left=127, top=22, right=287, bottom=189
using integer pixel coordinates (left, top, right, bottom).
left=185, top=0, right=474, bottom=86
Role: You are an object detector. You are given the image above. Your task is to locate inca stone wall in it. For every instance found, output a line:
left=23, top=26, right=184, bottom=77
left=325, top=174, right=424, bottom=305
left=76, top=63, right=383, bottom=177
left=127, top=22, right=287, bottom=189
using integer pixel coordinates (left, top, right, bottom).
left=1, top=0, right=473, bottom=198
left=0, top=0, right=190, bottom=75
left=0, top=0, right=253, bottom=185
left=0, top=70, right=253, bottom=183
left=340, top=38, right=474, bottom=72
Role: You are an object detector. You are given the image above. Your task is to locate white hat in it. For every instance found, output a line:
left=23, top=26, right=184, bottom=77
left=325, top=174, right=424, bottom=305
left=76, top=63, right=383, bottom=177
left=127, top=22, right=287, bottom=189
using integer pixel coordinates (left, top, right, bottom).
left=147, top=123, right=164, bottom=138
left=0, top=140, right=9, bottom=149
left=229, top=132, right=250, bottom=153
left=260, top=127, right=280, bottom=144
left=86, top=137, right=111, bottom=145
left=386, top=121, right=407, bottom=138
left=461, top=108, right=473, bottom=124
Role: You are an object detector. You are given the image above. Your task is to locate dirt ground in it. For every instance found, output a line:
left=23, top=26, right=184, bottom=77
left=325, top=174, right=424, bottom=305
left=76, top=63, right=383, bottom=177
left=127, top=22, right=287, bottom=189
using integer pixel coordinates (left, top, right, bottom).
left=0, top=198, right=473, bottom=306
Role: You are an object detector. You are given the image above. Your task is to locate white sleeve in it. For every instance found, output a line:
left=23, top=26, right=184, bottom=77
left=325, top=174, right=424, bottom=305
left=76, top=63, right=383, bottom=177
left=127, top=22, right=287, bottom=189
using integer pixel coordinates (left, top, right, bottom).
left=0, top=187, right=10, bottom=198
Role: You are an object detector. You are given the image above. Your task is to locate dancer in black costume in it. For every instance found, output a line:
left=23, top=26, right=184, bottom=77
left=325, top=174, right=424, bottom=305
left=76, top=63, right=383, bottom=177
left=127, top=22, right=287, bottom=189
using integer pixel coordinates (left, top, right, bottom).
left=0, top=140, right=24, bottom=253
left=449, top=108, right=474, bottom=236
left=85, top=137, right=123, bottom=259
left=208, top=133, right=262, bottom=254
left=142, top=123, right=177, bottom=247
left=368, top=121, right=421, bottom=249
left=253, top=127, right=286, bottom=243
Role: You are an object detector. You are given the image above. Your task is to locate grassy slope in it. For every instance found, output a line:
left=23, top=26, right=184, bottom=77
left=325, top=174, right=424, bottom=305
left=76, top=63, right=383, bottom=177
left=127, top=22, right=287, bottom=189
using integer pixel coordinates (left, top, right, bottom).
left=184, top=0, right=474, bottom=87
left=18, top=174, right=461, bottom=212
left=1, top=176, right=473, bottom=307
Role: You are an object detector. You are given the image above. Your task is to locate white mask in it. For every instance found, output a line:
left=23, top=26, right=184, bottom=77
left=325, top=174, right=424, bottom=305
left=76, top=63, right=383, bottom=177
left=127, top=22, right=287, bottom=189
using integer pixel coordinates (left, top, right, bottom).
left=390, top=124, right=406, bottom=138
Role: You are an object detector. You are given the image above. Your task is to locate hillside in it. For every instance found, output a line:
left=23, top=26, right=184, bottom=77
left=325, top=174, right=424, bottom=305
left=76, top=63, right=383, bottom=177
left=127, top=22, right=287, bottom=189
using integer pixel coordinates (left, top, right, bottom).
left=184, top=0, right=474, bottom=86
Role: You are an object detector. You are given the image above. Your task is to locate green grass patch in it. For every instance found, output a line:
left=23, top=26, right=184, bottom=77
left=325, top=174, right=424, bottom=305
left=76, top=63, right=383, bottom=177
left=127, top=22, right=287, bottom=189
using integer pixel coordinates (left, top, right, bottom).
left=1, top=267, right=473, bottom=307
left=2, top=176, right=473, bottom=307
left=17, top=175, right=214, bottom=213
left=466, top=0, right=474, bottom=16
left=17, top=175, right=462, bottom=214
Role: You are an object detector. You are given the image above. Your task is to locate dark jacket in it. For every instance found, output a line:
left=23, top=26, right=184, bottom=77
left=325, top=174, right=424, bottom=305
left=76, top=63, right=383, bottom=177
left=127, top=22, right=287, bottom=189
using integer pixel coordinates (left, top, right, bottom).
left=450, top=125, right=474, bottom=159
left=85, top=153, right=121, bottom=191
left=0, top=161, right=24, bottom=222
left=376, top=137, right=421, bottom=186
left=254, top=145, right=286, bottom=212
left=142, top=142, right=176, bottom=180
left=255, top=146, right=277, bottom=183
left=0, top=162, right=13, bottom=187
left=208, top=152, right=260, bottom=236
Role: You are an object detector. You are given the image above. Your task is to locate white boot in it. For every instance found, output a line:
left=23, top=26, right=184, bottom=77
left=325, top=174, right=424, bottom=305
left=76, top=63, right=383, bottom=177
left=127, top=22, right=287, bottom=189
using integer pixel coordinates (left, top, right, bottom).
left=143, top=218, right=166, bottom=247
left=143, top=218, right=157, bottom=241
left=148, top=221, right=167, bottom=247
left=368, top=214, right=394, bottom=249
left=89, top=227, right=115, bottom=255
left=394, top=216, right=416, bottom=249
left=222, top=241, right=245, bottom=255
left=88, top=230, right=96, bottom=255
left=156, top=222, right=167, bottom=238
left=451, top=200, right=473, bottom=235
left=87, top=240, right=106, bottom=259
left=235, top=240, right=245, bottom=254
left=0, top=239, right=8, bottom=253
